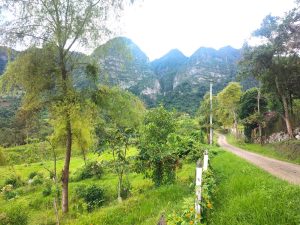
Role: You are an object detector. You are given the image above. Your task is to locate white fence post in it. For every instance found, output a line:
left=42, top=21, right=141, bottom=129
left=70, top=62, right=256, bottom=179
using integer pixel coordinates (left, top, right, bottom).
left=195, top=160, right=202, bottom=217
left=203, top=150, right=209, bottom=171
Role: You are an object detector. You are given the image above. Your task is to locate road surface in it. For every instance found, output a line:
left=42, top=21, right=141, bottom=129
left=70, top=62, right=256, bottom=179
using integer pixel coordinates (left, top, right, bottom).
left=218, top=134, right=300, bottom=185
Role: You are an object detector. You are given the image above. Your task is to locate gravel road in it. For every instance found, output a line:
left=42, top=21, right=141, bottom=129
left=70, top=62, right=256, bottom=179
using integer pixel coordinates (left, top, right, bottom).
left=218, top=134, right=300, bottom=185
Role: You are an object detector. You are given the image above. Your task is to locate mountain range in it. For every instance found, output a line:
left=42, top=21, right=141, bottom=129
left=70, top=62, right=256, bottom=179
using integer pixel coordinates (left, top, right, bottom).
left=0, top=37, right=250, bottom=114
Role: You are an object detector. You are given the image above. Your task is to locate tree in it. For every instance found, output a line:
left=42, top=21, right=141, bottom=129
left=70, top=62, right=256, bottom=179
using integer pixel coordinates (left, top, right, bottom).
left=197, top=93, right=218, bottom=144
left=239, top=88, right=267, bottom=143
left=136, top=106, right=179, bottom=187
left=240, top=8, right=300, bottom=138
left=216, top=82, right=242, bottom=136
left=0, top=0, right=135, bottom=213
left=96, top=87, right=145, bottom=202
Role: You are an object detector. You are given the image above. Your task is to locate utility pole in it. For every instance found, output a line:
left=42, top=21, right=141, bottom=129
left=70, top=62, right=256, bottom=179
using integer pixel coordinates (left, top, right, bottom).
left=209, top=80, right=213, bottom=145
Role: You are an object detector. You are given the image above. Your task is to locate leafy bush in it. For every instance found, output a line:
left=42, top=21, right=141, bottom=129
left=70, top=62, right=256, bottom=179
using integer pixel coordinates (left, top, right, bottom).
left=75, top=184, right=106, bottom=212
left=167, top=197, right=203, bottom=225
left=28, top=171, right=38, bottom=179
left=1, top=184, right=17, bottom=200
left=73, top=161, right=103, bottom=181
left=0, top=205, right=28, bottom=225
left=42, top=182, right=52, bottom=197
left=120, top=179, right=132, bottom=199
left=4, top=175, right=24, bottom=188
left=28, top=173, right=44, bottom=186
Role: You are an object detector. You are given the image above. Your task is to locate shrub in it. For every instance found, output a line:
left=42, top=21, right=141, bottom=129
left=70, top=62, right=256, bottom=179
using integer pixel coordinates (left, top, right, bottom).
left=1, top=184, right=17, bottom=200
left=167, top=197, right=202, bottom=225
left=28, top=171, right=38, bottom=179
left=4, top=175, right=24, bottom=188
left=42, top=182, right=52, bottom=197
left=120, top=179, right=131, bottom=199
left=74, top=161, right=103, bottom=181
left=28, top=173, right=44, bottom=186
left=75, top=184, right=106, bottom=212
left=1, top=205, right=28, bottom=225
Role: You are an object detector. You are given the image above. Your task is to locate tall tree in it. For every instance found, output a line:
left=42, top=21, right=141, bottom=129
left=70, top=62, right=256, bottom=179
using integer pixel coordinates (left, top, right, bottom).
left=239, top=88, right=267, bottom=143
left=240, top=9, right=300, bottom=137
left=216, top=82, right=242, bottom=136
left=0, top=0, right=134, bottom=213
left=96, top=87, right=145, bottom=202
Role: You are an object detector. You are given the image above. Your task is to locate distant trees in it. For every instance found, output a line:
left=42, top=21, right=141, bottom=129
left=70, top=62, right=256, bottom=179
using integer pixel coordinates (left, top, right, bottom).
left=0, top=0, right=135, bottom=213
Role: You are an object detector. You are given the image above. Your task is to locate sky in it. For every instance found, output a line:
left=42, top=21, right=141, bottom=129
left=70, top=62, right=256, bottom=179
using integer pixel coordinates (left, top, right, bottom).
left=121, top=0, right=296, bottom=60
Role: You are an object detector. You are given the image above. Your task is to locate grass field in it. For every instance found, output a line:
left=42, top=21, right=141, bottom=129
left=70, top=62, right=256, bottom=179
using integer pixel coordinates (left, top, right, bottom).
left=210, top=149, right=300, bottom=225
left=226, top=134, right=300, bottom=164
left=1, top=143, right=300, bottom=225
left=0, top=147, right=195, bottom=225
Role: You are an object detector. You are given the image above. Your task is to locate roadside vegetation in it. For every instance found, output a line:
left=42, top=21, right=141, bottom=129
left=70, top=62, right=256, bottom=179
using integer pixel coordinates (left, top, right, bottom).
left=226, top=133, right=300, bottom=164
left=210, top=149, right=300, bottom=225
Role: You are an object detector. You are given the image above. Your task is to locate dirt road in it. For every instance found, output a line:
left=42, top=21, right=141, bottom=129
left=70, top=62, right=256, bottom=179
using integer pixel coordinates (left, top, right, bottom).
left=218, top=134, right=300, bottom=185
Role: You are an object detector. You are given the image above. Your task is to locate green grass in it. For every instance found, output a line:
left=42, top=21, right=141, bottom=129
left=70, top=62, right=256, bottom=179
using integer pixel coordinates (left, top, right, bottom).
left=226, top=134, right=300, bottom=164
left=0, top=147, right=195, bottom=225
left=210, top=149, right=300, bottom=225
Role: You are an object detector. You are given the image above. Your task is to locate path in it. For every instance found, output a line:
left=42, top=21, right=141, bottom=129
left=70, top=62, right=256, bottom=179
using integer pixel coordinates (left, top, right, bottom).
left=218, top=134, right=300, bottom=185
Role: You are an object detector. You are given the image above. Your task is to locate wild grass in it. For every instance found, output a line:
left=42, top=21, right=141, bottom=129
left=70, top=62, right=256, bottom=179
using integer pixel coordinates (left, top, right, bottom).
left=210, top=149, right=300, bottom=225
left=226, top=134, right=300, bottom=164
left=0, top=146, right=195, bottom=225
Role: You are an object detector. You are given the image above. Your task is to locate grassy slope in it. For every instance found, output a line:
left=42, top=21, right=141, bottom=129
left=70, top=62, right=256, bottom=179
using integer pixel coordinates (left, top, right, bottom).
left=0, top=147, right=195, bottom=225
left=226, top=134, right=300, bottom=164
left=210, top=149, right=300, bottom=225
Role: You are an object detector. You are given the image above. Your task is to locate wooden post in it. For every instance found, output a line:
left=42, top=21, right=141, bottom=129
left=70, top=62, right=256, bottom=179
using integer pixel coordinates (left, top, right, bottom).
left=203, top=150, right=209, bottom=171
left=195, top=160, right=203, bottom=218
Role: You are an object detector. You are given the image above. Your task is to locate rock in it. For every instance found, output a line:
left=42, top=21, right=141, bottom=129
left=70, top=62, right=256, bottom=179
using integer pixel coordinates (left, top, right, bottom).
left=296, top=134, right=300, bottom=140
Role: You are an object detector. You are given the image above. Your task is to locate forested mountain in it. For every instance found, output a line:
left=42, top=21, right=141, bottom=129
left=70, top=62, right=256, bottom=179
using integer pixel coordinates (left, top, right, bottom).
left=152, top=46, right=242, bottom=113
left=0, top=37, right=244, bottom=113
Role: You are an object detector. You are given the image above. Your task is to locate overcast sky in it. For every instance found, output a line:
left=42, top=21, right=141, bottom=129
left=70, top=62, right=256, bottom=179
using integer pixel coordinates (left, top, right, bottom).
left=121, top=0, right=296, bottom=60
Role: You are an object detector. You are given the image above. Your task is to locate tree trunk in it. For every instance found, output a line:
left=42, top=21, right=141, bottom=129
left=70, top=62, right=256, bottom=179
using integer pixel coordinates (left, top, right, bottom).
left=275, top=76, right=293, bottom=138
left=117, top=171, right=123, bottom=203
left=257, top=87, right=263, bottom=145
left=282, top=95, right=294, bottom=138
left=233, top=111, right=238, bottom=138
left=62, top=115, right=72, bottom=213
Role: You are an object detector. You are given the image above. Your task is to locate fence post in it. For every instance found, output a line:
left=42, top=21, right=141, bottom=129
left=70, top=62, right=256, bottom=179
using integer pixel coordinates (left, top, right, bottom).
left=195, top=160, right=202, bottom=218
left=203, top=150, right=209, bottom=171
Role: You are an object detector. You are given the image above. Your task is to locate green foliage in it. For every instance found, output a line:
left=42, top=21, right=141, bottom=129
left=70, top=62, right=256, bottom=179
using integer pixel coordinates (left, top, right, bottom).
left=73, top=161, right=103, bottom=181
left=239, top=88, right=268, bottom=142
left=210, top=149, right=300, bottom=225
left=216, top=82, right=242, bottom=130
left=167, top=197, right=203, bottom=225
left=42, top=182, right=52, bottom=197
left=200, top=169, right=216, bottom=221
left=0, top=205, right=28, bottom=225
left=226, top=134, right=300, bottom=164
left=0, top=147, right=6, bottom=166
left=4, top=175, right=24, bottom=188
left=1, top=184, right=17, bottom=200
left=29, top=173, right=44, bottom=186
left=28, top=171, right=39, bottom=180
left=136, top=106, right=179, bottom=186
left=197, top=93, right=219, bottom=143
left=75, top=185, right=106, bottom=212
